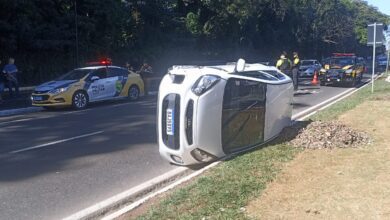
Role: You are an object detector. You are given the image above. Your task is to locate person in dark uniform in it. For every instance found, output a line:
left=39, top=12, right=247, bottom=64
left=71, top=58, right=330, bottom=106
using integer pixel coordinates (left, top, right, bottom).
left=292, top=52, right=300, bottom=91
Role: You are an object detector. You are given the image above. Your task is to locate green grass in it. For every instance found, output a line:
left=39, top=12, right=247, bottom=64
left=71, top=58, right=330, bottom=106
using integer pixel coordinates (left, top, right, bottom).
left=135, top=78, right=390, bottom=220
left=311, top=78, right=390, bottom=121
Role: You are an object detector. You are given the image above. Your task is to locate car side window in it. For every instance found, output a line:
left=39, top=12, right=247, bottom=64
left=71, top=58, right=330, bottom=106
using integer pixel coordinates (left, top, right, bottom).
left=108, top=68, right=129, bottom=77
left=222, top=78, right=266, bottom=153
left=91, top=68, right=107, bottom=80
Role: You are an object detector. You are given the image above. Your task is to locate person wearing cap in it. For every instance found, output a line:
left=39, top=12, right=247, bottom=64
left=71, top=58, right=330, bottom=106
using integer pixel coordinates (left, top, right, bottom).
left=292, top=52, right=300, bottom=91
left=276, top=53, right=292, bottom=75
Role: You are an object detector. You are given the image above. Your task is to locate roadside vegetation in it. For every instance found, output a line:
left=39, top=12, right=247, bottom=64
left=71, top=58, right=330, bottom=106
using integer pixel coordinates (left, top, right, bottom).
left=1, top=0, right=389, bottom=85
left=131, top=78, right=390, bottom=220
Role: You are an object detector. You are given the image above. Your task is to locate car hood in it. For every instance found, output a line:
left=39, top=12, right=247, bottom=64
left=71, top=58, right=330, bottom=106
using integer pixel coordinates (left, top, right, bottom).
left=35, top=80, right=77, bottom=92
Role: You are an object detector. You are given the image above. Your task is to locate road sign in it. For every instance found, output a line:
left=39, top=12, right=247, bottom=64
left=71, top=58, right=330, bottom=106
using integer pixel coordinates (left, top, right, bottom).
left=368, top=23, right=384, bottom=47
left=367, top=23, right=384, bottom=93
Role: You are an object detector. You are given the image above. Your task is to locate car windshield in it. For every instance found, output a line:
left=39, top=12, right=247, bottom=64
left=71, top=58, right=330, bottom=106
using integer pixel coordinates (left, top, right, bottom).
left=330, top=57, right=355, bottom=66
left=301, top=60, right=315, bottom=65
left=57, top=69, right=91, bottom=81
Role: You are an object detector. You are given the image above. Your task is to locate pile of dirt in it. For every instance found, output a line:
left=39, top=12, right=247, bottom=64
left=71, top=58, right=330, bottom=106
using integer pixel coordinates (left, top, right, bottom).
left=290, top=121, right=371, bottom=149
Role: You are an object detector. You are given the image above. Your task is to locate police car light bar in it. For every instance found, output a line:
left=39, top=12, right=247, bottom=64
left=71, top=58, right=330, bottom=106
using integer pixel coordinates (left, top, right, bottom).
left=333, top=53, right=355, bottom=57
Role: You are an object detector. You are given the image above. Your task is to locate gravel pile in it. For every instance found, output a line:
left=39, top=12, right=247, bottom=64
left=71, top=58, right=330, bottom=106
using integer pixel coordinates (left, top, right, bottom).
left=290, top=121, right=371, bottom=149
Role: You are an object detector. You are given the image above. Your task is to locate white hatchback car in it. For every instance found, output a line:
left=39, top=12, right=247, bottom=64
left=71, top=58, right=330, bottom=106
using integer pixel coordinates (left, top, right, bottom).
left=158, top=59, right=293, bottom=165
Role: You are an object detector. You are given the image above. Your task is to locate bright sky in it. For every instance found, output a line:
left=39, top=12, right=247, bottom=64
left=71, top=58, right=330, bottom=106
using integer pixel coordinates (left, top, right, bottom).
left=365, top=0, right=390, bottom=16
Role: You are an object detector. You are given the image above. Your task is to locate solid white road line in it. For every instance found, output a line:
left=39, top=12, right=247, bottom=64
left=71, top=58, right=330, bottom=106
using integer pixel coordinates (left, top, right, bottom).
left=9, top=131, right=104, bottom=154
left=101, top=162, right=220, bottom=220
left=62, top=166, right=188, bottom=220
left=0, top=117, right=35, bottom=126
left=292, top=87, right=355, bottom=120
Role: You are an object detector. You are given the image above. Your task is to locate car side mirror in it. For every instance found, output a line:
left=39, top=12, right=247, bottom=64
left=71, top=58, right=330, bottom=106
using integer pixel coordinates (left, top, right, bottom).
left=91, top=76, right=100, bottom=81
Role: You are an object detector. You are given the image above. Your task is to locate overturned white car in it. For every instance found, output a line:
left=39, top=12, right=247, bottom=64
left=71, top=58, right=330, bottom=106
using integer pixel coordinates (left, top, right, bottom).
left=158, top=59, right=293, bottom=165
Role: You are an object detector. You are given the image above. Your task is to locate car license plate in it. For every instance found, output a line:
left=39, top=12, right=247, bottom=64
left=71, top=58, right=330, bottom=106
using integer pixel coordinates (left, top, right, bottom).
left=33, top=96, right=43, bottom=101
left=166, top=109, right=174, bottom=135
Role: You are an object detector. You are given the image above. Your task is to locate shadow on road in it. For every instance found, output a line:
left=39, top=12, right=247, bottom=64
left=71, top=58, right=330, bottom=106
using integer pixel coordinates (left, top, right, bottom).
left=0, top=96, right=160, bottom=182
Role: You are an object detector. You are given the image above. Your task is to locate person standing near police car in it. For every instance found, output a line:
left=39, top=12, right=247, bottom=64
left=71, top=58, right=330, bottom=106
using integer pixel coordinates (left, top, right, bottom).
left=2, top=57, right=19, bottom=97
left=276, top=52, right=292, bottom=75
left=292, top=52, right=300, bottom=91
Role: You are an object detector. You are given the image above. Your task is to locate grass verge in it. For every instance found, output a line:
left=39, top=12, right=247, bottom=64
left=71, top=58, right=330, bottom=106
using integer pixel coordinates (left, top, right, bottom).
left=134, top=78, right=390, bottom=220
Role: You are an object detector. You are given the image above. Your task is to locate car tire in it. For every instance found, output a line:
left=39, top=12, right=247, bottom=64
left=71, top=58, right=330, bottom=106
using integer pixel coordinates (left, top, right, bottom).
left=72, top=91, right=88, bottom=110
left=128, top=85, right=140, bottom=101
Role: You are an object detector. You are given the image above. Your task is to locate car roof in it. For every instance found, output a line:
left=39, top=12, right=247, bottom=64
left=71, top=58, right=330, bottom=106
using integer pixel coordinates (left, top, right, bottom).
left=76, top=65, right=126, bottom=70
left=301, top=59, right=318, bottom=62
left=169, top=63, right=291, bottom=84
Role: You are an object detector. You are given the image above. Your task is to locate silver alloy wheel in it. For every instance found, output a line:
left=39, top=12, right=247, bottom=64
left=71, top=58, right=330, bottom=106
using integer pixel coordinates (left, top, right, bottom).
left=74, top=92, right=87, bottom=109
left=129, top=86, right=139, bottom=101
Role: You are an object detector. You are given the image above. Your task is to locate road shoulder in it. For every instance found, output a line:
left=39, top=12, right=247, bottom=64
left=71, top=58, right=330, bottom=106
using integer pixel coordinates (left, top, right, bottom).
left=246, top=99, right=390, bottom=219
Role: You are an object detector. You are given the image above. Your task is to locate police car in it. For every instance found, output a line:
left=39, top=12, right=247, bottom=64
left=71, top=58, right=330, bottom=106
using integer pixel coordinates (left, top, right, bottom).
left=31, top=63, right=144, bottom=109
left=320, top=53, right=365, bottom=87
left=158, top=59, right=293, bottom=165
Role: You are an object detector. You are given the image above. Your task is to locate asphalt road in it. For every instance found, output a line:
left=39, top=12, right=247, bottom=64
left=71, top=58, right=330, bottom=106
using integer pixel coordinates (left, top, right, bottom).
left=0, top=75, right=372, bottom=220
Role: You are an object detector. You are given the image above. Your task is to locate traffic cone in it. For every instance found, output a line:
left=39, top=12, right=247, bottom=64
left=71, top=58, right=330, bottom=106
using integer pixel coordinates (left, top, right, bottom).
left=311, top=71, right=319, bottom=85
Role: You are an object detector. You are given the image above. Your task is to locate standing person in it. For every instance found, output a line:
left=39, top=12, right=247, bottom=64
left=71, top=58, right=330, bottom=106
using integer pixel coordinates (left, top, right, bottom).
left=125, top=61, right=134, bottom=72
left=3, top=57, right=19, bottom=97
left=292, top=52, right=300, bottom=91
left=276, top=53, right=292, bottom=75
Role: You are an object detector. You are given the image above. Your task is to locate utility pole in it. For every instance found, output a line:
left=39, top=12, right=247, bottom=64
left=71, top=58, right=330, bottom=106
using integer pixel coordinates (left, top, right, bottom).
left=372, top=23, right=376, bottom=93
left=75, top=0, right=79, bottom=67
left=368, top=23, right=384, bottom=93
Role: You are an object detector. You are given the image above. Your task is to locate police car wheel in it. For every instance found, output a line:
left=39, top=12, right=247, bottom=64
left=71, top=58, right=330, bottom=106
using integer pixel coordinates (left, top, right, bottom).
left=72, top=91, right=88, bottom=109
left=128, top=85, right=139, bottom=101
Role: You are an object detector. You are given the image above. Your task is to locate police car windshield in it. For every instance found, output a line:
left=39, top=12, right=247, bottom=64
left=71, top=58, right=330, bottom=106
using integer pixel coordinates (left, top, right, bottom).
left=57, top=69, right=91, bottom=81
left=330, top=57, right=355, bottom=66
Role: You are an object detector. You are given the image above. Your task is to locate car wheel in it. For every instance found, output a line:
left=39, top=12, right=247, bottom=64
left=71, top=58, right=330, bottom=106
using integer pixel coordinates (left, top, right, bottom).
left=72, top=91, right=88, bottom=110
left=128, top=85, right=140, bottom=101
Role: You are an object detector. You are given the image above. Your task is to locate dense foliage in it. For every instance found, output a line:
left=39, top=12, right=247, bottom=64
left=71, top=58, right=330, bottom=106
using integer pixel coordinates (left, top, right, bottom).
left=0, top=0, right=388, bottom=85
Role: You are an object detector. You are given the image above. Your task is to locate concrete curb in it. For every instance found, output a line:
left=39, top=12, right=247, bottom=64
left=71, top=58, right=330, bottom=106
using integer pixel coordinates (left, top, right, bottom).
left=63, top=167, right=189, bottom=220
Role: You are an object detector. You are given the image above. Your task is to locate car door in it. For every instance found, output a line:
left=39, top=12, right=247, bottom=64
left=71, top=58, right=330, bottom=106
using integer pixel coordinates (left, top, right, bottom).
left=221, top=78, right=266, bottom=154
left=104, top=67, right=123, bottom=98
left=87, top=68, right=108, bottom=101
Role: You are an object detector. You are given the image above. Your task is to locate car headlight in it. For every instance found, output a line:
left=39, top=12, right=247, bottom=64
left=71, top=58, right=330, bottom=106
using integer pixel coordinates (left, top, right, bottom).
left=192, top=75, right=221, bottom=96
left=49, top=86, right=69, bottom=95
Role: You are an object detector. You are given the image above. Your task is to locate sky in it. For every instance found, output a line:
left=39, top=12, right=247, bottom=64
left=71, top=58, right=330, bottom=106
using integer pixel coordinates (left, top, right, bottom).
left=366, top=0, right=390, bottom=16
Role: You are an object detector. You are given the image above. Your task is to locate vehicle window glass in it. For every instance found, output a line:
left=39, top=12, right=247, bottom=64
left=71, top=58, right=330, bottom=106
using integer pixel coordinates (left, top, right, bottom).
left=233, top=71, right=279, bottom=81
left=108, top=67, right=129, bottom=77
left=222, top=78, right=266, bottom=153
left=91, top=68, right=107, bottom=79
left=57, top=69, right=91, bottom=81
left=330, top=57, right=355, bottom=66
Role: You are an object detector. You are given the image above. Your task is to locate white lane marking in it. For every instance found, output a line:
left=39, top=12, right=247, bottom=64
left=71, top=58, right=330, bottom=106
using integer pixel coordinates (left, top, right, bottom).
left=9, top=131, right=104, bottom=154
left=292, top=87, right=354, bottom=120
left=0, top=118, right=35, bottom=126
left=298, top=77, right=375, bottom=121
left=101, top=162, right=219, bottom=220
left=62, top=166, right=188, bottom=220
